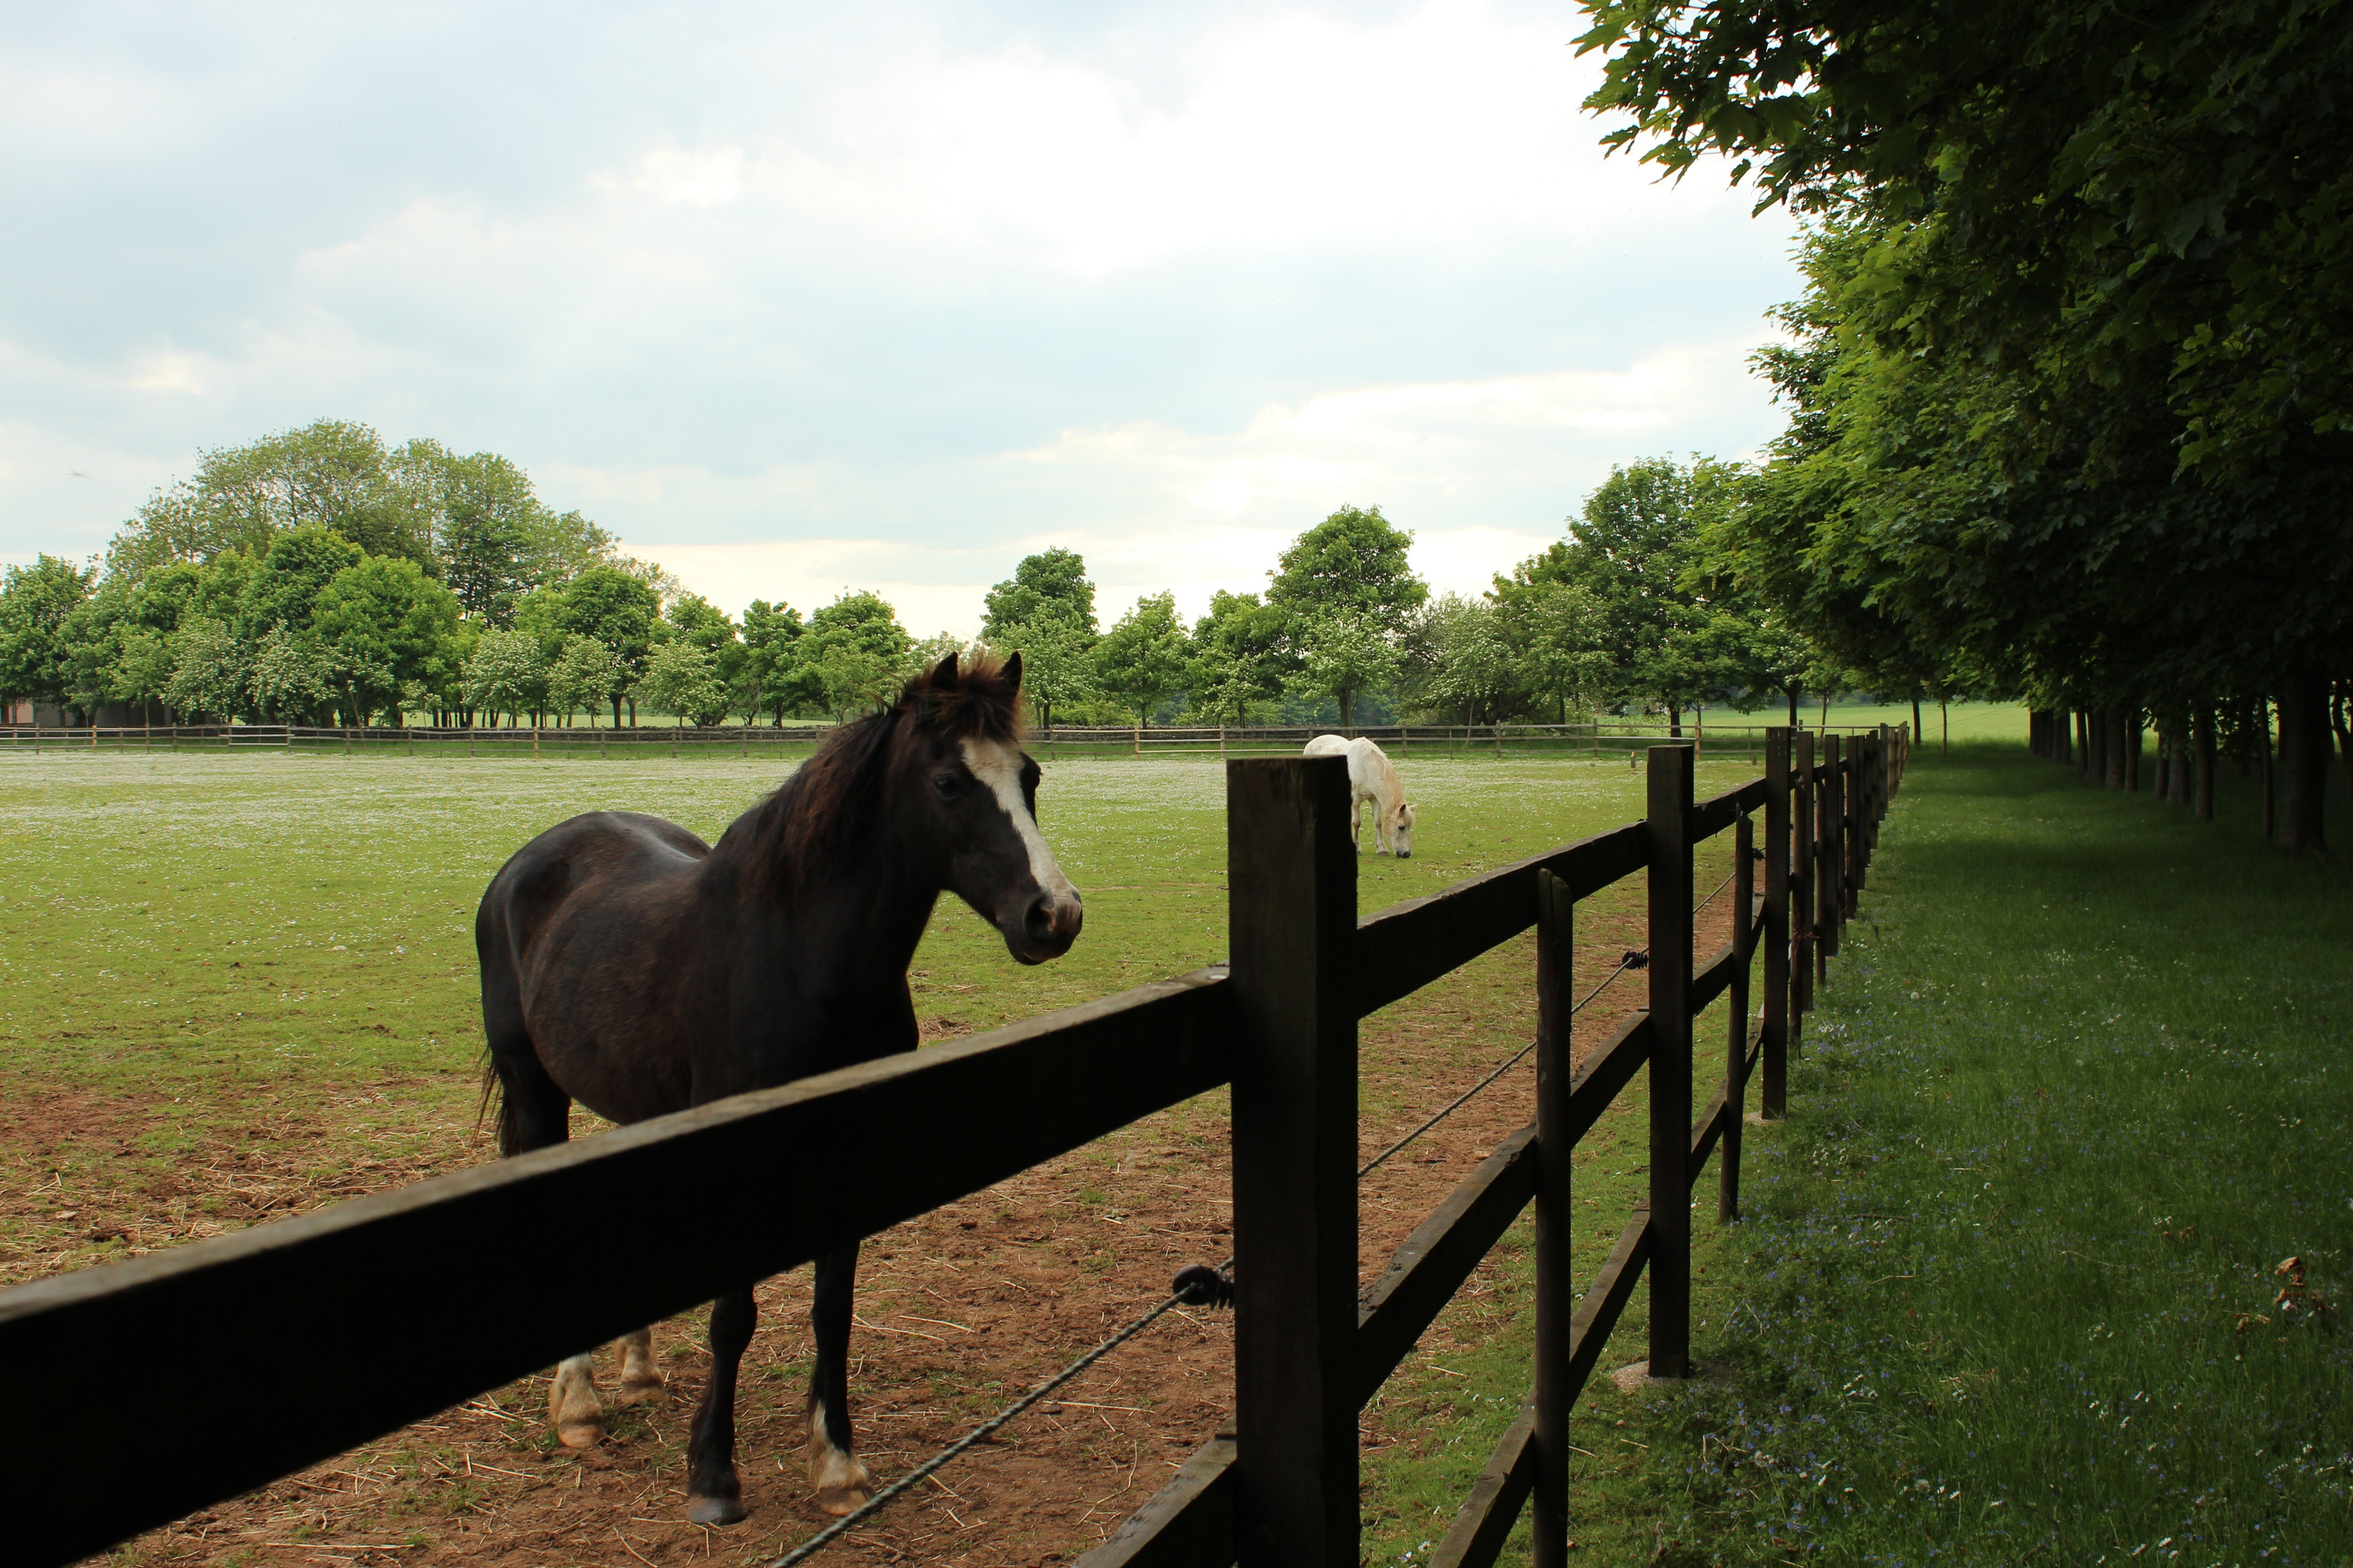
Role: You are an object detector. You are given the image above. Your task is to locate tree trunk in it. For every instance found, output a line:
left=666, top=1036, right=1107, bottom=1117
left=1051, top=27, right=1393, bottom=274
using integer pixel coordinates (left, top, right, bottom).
left=1788, top=684, right=1800, bottom=727
left=1911, top=696, right=1922, bottom=742
left=2124, top=710, right=2142, bottom=792
left=2193, top=709, right=2215, bottom=820
left=2277, top=669, right=2329, bottom=853
left=2332, top=682, right=2352, bottom=827
left=628, top=698, right=638, bottom=727
left=2260, top=698, right=2276, bottom=839
left=1668, top=702, right=1682, bottom=739
left=2076, top=710, right=2090, bottom=772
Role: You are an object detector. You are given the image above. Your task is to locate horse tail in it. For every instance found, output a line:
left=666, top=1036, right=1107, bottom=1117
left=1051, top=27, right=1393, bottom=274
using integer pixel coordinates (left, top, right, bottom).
left=476, top=1048, right=526, bottom=1159
left=473, top=877, right=537, bottom=1159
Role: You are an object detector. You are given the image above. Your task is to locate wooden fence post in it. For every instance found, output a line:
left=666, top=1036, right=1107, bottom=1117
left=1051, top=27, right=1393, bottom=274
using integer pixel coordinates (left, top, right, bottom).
left=1721, top=810, right=1754, bottom=1222
left=1227, top=756, right=1358, bottom=1567
left=1762, top=728, right=1791, bottom=1120
left=1645, top=743, right=1693, bottom=1378
left=1533, top=869, right=1574, bottom=1568
left=1791, top=728, right=1816, bottom=1026
left=1818, top=734, right=1843, bottom=962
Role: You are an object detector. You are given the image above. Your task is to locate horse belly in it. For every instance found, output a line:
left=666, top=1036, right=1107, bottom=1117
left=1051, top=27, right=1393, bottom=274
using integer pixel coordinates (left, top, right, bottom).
left=514, top=890, right=701, bottom=1125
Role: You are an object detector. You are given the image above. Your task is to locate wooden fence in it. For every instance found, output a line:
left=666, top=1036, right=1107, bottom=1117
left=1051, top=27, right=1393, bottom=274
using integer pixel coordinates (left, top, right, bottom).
left=3, top=719, right=1893, bottom=766
left=0, top=726, right=1905, bottom=1567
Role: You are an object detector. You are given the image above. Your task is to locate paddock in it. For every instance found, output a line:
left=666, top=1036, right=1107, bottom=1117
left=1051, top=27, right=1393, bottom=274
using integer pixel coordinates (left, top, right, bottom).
left=0, top=740, right=1883, bottom=1565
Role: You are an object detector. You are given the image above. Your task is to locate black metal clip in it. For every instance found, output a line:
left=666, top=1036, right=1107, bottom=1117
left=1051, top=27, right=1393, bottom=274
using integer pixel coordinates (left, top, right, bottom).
left=1172, top=1264, right=1235, bottom=1309
left=1623, top=950, right=1650, bottom=970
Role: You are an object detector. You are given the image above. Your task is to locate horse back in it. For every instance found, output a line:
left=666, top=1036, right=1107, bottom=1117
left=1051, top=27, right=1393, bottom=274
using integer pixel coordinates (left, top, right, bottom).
left=1345, top=737, right=1399, bottom=805
left=481, top=812, right=709, bottom=959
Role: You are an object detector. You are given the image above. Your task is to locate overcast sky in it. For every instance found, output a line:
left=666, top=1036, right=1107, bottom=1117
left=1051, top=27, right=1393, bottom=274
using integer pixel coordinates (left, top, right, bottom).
left=0, top=0, right=1798, bottom=635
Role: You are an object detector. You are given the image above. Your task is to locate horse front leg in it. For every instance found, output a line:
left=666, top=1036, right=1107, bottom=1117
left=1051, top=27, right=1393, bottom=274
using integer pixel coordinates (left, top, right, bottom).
left=685, top=1287, right=757, bottom=1525
left=615, top=1325, right=664, bottom=1405
left=807, top=1243, right=874, bottom=1515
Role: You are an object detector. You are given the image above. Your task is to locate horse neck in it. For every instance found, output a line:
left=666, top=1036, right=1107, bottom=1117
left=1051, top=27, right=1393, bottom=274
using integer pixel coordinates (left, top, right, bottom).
left=710, top=806, right=938, bottom=977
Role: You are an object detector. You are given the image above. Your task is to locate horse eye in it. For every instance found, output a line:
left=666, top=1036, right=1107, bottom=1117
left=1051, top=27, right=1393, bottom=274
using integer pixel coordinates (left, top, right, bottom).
left=933, top=771, right=961, bottom=795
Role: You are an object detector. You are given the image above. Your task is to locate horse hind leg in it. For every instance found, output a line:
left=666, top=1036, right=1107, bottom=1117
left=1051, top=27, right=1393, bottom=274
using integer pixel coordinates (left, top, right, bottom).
left=807, top=1245, right=874, bottom=1515
left=549, top=1353, right=606, bottom=1449
left=614, top=1325, right=665, bottom=1405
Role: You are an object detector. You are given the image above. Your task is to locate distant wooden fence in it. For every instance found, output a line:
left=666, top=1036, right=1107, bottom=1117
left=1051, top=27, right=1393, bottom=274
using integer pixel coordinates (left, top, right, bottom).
left=2, top=719, right=1892, bottom=765
left=0, top=728, right=1906, bottom=1567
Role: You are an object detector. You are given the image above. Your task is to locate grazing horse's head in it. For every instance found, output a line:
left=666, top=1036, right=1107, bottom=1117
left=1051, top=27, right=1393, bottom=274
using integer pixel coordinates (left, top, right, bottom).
left=888, top=651, right=1085, bottom=964
left=1391, top=801, right=1415, bottom=859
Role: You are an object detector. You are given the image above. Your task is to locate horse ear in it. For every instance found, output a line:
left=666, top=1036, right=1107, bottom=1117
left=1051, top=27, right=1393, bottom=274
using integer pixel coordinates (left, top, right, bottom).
left=931, top=651, right=959, bottom=687
left=1003, top=650, right=1024, bottom=692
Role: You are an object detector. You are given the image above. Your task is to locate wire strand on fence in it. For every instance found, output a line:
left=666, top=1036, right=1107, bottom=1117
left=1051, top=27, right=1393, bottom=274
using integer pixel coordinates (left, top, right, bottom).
left=1355, top=947, right=1648, bottom=1179
left=764, top=1269, right=1226, bottom=1567
left=765, top=887, right=1693, bottom=1558
left=764, top=935, right=1655, bottom=1563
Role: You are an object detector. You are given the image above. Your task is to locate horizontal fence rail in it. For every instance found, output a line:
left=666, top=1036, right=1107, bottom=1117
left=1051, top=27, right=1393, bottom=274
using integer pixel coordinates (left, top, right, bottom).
left=2, top=719, right=1901, bottom=762
left=1, top=726, right=1910, bottom=1568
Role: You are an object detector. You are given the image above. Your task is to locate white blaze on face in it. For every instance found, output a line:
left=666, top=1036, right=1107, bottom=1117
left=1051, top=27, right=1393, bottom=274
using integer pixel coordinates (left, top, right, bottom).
left=960, top=738, right=1079, bottom=905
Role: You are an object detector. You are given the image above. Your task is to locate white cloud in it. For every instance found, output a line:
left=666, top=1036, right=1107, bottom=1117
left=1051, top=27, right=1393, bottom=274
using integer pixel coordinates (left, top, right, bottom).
left=619, top=344, right=1744, bottom=633
left=0, top=1, right=1802, bottom=596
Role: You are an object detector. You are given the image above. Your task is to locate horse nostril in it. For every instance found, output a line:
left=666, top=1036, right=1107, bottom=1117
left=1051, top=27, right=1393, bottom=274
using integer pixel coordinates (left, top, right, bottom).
left=1025, top=897, right=1057, bottom=941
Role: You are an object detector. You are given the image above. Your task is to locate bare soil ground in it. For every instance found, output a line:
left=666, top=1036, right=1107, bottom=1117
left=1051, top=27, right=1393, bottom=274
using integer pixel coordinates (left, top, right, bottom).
left=13, top=880, right=1740, bottom=1568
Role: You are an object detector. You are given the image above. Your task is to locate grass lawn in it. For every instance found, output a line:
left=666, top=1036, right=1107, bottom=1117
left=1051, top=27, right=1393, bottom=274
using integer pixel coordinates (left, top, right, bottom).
left=1563, top=742, right=2353, bottom=1567
left=1, top=742, right=1765, bottom=1565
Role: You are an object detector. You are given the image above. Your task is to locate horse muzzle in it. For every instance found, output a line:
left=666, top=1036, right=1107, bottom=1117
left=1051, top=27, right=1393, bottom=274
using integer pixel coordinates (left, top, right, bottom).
left=1007, top=890, right=1084, bottom=964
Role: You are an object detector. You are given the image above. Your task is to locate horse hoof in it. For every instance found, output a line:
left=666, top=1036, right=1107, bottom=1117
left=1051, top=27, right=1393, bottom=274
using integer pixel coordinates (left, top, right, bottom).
left=617, top=1377, right=667, bottom=1406
left=688, top=1494, right=747, bottom=1527
left=557, top=1417, right=605, bottom=1450
left=816, top=1483, right=872, bottom=1517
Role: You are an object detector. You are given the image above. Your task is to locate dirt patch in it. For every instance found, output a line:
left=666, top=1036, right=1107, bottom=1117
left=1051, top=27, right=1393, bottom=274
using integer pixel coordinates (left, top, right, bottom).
left=0, top=1078, right=485, bottom=1289
left=50, top=892, right=1713, bottom=1568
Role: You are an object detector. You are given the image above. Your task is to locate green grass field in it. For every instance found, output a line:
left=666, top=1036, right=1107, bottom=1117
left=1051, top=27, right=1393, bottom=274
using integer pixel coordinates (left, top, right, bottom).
left=1556, top=743, right=2353, bottom=1567
left=39, top=720, right=2323, bottom=1567
left=0, top=745, right=1762, bottom=1104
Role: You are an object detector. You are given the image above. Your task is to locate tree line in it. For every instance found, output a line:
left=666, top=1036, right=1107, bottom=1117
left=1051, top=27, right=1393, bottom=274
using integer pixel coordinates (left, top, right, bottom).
left=1, top=418, right=1911, bottom=736
left=1579, top=0, right=2353, bottom=848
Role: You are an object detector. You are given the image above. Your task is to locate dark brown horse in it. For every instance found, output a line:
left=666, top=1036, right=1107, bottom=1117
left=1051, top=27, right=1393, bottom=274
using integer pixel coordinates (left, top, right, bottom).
left=475, top=653, right=1082, bottom=1526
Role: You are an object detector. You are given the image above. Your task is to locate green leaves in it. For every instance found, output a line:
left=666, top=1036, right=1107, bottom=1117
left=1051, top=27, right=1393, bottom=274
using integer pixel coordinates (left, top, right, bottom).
left=1093, top=591, right=1189, bottom=727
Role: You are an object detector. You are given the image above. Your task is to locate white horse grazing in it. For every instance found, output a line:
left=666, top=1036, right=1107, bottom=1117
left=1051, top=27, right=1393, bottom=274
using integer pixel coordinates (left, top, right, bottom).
left=1303, top=734, right=1415, bottom=857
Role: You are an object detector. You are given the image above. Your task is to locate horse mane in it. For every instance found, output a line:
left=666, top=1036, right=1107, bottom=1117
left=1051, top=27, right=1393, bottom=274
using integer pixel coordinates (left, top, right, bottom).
left=736, top=655, right=1026, bottom=887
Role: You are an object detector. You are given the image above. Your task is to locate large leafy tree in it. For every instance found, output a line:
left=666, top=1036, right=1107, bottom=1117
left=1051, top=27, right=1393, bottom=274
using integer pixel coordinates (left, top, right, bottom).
left=239, top=527, right=363, bottom=640
left=1267, top=505, right=1429, bottom=629
left=1265, top=505, right=1428, bottom=724
left=1579, top=0, right=2353, bottom=473
left=740, top=599, right=810, bottom=724
left=110, top=420, right=432, bottom=581
left=1187, top=590, right=1286, bottom=726
left=1413, top=594, right=1520, bottom=725
left=802, top=590, right=913, bottom=722
left=982, top=550, right=1099, bottom=731
left=1538, top=457, right=1750, bottom=731
left=0, top=556, right=98, bottom=716
left=983, top=548, right=1098, bottom=636
left=312, top=556, right=463, bottom=725
left=545, top=635, right=620, bottom=726
left=1094, top=591, right=1190, bottom=727
left=554, top=565, right=663, bottom=725
left=634, top=641, right=729, bottom=726
left=1581, top=0, right=2353, bottom=848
